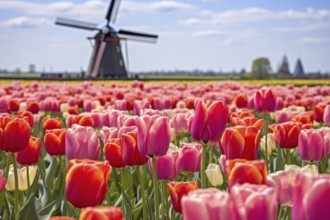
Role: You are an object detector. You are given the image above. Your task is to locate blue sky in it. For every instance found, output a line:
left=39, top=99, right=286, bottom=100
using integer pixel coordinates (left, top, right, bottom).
left=0, top=0, right=329, bottom=73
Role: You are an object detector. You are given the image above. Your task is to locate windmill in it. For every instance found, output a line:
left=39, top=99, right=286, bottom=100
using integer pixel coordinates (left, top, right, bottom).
left=55, top=0, right=158, bottom=79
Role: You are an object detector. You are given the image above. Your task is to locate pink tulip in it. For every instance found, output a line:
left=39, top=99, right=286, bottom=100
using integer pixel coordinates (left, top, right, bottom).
left=180, top=142, right=202, bottom=172
left=323, top=105, right=330, bottom=124
left=254, top=89, right=277, bottom=112
left=153, top=97, right=172, bottom=110
left=100, top=127, right=118, bottom=143
left=89, top=112, right=104, bottom=128
left=40, top=98, right=60, bottom=112
left=148, top=145, right=181, bottom=180
left=103, top=110, right=128, bottom=127
left=268, top=164, right=318, bottom=207
left=136, top=115, right=171, bottom=157
left=66, top=124, right=100, bottom=160
left=181, top=188, right=233, bottom=220
left=172, top=113, right=190, bottom=135
left=117, top=115, right=138, bottom=128
left=190, top=100, right=228, bottom=144
left=0, top=170, right=7, bottom=192
left=292, top=173, right=330, bottom=220
left=133, top=100, right=151, bottom=116
left=298, top=128, right=330, bottom=161
left=231, top=183, right=277, bottom=220
left=83, top=100, right=95, bottom=112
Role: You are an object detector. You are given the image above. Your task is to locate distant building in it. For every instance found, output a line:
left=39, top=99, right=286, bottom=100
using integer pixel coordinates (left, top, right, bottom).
left=293, top=58, right=305, bottom=77
left=278, top=55, right=290, bottom=75
left=29, top=64, right=36, bottom=73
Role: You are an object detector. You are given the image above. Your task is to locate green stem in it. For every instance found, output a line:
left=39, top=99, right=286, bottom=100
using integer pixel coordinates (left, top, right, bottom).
left=161, top=181, right=168, bottom=220
left=26, top=166, right=30, bottom=198
left=277, top=205, right=282, bottom=219
left=138, top=166, right=147, bottom=220
left=264, top=113, right=269, bottom=169
left=152, top=157, right=160, bottom=220
left=201, top=145, right=207, bottom=188
left=286, top=149, right=291, bottom=165
left=120, top=168, right=126, bottom=216
left=286, top=206, right=292, bottom=220
left=208, top=146, right=213, bottom=165
left=11, top=154, right=19, bottom=217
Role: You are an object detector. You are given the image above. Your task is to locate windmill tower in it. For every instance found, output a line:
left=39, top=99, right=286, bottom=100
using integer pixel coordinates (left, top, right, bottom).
left=278, top=55, right=290, bottom=75
left=293, top=58, right=305, bottom=77
left=55, top=0, right=158, bottom=79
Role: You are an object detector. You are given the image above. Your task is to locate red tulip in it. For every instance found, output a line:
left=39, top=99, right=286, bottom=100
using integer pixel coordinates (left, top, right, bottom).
left=0, top=116, right=31, bottom=153
left=226, top=159, right=267, bottom=189
left=44, top=129, right=66, bottom=156
left=314, top=104, right=326, bottom=123
left=230, top=117, right=264, bottom=130
left=17, top=111, right=34, bottom=127
left=27, top=100, right=39, bottom=114
left=15, top=136, right=41, bottom=165
left=104, top=138, right=126, bottom=168
left=9, top=99, right=20, bottom=112
left=0, top=170, right=7, bottom=193
left=292, top=111, right=314, bottom=124
left=79, top=206, right=123, bottom=220
left=234, top=95, right=248, bottom=108
left=273, top=121, right=302, bottom=149
left=66, top=159, right=111, bottom=208
left=190, top=100, right=228, bottom=144
left=230, top=109, right=255, bottom=120
left=220, top=126, right=261, bottom=160
left=67, top=115, right=94, bottom=127
left=254, top=89, right=277, bottom=112
left=42, top=117, right=62, bottom=132
left=167, top=181, right=198, bottom=213
left=119, top=126, right=148, bottom=166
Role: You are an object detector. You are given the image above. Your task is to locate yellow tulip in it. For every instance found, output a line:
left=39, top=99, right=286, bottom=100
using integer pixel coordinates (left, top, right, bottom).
left=205, top=163, right=223, bottom=186
left=5, top=165, right=37, bottom=191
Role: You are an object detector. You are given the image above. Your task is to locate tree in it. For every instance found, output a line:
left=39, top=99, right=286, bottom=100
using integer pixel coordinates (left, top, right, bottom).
left=251, top=57, right=272, bottom=79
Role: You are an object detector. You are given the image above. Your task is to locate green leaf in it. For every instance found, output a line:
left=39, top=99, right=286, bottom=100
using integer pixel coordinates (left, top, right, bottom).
left=17, top=194, right=41, bottom=220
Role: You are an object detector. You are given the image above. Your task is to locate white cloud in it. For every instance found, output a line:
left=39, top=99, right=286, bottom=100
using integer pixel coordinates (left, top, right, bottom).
left=3, top=16, right=52, bottom=28
left=271, top=22, right=330, bottom=32
left=296, top=37, right=330, bottom=44
left=192, top=30, right=224, bottom=38
left=0, top=0, right=196, bottom=17
left=180, top=7, right=330, bottom=27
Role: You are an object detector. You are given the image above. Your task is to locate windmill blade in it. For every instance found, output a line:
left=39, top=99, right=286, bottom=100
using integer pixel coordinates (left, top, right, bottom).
left=55, top=17, right=99, bottom=31
left=105, top=0, right=122, bottom=24
left=118, top=29, right=158, bottom=43
left=89, top=41, right=107, bottom=77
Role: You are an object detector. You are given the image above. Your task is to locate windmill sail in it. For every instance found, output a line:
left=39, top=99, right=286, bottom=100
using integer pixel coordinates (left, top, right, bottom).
left=55, top=17, right=99, bottom=31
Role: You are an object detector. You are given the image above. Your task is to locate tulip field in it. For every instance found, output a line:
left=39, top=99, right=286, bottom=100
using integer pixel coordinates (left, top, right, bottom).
left=0, top=80, right=330, bottom=220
